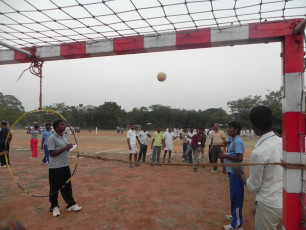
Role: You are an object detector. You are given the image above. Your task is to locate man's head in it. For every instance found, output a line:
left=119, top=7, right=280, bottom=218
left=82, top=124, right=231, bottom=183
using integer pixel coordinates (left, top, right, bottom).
left=142, top=126, right=147, bottom=131
left=156, top=126, right=161, bottom=132
left=227, top=121, right=242, bottom=137
left=214, top=123, right=219, bottom=131
left=197, top=128, right=203, bottom=135
left=183, top=127, right=187, bottom=132
left=34, top=125, right=39, bottom=129
left=53, top=120, right=66, bottom=132
left=130, top=123, right=134, bottom=130
left=168, top=126, right=173, bottom=132
left=45, top=123, right=51, bottom=130
left=0, top=121, right=7, bottom=128
left=190, top=127, right=194, bottom=132
left=249, top=106, right=272, bottom=135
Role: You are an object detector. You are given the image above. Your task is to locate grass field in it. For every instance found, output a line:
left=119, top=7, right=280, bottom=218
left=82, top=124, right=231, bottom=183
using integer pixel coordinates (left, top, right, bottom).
left=0, top=129, right=259, bottom=230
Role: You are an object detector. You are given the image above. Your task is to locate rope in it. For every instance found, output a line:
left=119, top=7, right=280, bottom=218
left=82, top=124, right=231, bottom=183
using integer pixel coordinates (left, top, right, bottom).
left=17, top=55, right=44, bottom=110
left=2, top=108, right=80, bottom=198
left=79, top=153, right=306, bottom=170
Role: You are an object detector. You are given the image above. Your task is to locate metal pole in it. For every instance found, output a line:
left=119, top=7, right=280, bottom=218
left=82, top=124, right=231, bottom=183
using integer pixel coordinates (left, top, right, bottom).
left=295, top=18, right=306, bottom=34
left=0, top=40, right=33, bottom=57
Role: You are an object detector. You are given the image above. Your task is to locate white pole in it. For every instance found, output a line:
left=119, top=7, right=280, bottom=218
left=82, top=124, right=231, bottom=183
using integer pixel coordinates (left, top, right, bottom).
left=0, top=40, right=34, bottom=57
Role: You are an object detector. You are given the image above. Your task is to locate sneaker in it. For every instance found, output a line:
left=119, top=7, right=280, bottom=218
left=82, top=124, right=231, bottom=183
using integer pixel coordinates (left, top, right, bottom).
left=135, top=163, right=140, bottom=166
left=225, top=215, right=232, bottom=221
left=52, top=207, right=60, bottom=217
left=224, top=225, right=243, bottom=230
left=211, top=169, right=217, bottom=173
left=1, top=165, right=6, bottom=168
left=67, top=204, right=82, bottom=212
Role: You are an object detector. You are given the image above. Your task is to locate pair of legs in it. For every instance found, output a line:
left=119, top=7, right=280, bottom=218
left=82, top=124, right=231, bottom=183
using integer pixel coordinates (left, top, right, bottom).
left=211, top=145, right=225, bottom=172
left=162, top=150, right=172, bottom=163
left=30, top=139, right=38, bottom=157
left=138, top=144, right=147, bottom=162
left=49, top=166, right=77, bottom=210
left=0, top=143, right=10, bottom=166
left=228, top=172, right=244, bottom=229
left=129, top=144, right=139, bottom=167
left=151, top=146, right=161, bottom=164
left=42, top=144, right=49, bottom=163
left=182, top=143, right=188, bottom=161
left=184, top=144, right=193, bottom=163
left=255, top=201, right=282, bottom=230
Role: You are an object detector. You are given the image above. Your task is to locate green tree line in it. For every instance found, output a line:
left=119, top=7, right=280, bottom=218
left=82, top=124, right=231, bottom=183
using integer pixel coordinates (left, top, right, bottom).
left=0, top=90, right=281, bottom=130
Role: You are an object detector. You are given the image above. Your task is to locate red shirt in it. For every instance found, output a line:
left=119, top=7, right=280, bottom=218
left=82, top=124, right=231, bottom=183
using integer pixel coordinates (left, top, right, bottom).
left=191, top=134, right=204, bottom=149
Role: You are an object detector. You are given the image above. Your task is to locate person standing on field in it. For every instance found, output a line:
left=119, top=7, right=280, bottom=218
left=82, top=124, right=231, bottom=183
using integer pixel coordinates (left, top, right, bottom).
left=0, top=121, right=12, bottom=167
left=30, top=125, right=40, bottom=158
left=137, top=126, right=151, bottom=162
left=211, top=123, right=226, bottom=173
left=180, top=127, right=188, bottom=162
left=219, top=121, right=244, bottom=230
left=48, top=120, right=82, bottom=217
left=162, top=126, right=177, bottom=163
left=127, top=123, right=139, bottom=168
left=233, top=106, right=282, bottom=230
left=151, top=126, right=164, bottom=166
left=41, top=123, right=52, bottom=165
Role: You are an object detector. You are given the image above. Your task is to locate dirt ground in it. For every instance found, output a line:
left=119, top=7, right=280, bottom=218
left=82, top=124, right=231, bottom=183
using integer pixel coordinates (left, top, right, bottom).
left=0, top=130, right=258, bottom=230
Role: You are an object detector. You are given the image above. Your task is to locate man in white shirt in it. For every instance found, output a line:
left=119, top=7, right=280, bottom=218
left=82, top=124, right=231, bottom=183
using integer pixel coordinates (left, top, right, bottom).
left=162, top=126, right=177, bottom=163
left=136, top=126, right=151, bottom=162
left=127, top=123, right=139, bottom=168
left=234, top=106, right=282, bottom=230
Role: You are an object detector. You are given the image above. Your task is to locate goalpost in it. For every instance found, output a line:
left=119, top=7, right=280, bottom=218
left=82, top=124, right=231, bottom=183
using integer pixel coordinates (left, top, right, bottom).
left=0, top=3, right=305, bottom=228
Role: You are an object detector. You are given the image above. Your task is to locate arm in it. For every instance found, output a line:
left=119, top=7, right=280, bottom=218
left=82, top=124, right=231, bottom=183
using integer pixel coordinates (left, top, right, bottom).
left=49, top=144, right=73, bottom=157
left=127, top=138, right=131, bottom=150
left=147, top=133, right=151, bottom=138
left=219, top=153, right=243, bottom=162
left=136, top=136, right=140, bottom=144
left=151, top=139, right=155, bottom=149
left=41, top=137, right=45, bottom=150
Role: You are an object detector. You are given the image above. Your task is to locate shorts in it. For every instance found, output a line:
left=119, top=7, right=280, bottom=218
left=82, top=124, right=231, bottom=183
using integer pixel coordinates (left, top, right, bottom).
left=129, top=144, right=137, bottom=154
left=164, top=145, right=173, bottom=151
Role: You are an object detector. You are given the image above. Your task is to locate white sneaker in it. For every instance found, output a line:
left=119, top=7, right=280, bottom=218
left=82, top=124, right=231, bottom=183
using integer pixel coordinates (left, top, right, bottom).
left=52, top=207, right=60, bottom=217
left=224, top=225, right=243, bottom=230
left=211, top=169, right=217, bottom=173
left=67, top=204, right=82, bottom=212
left=225, top=215, right=232, bottom=221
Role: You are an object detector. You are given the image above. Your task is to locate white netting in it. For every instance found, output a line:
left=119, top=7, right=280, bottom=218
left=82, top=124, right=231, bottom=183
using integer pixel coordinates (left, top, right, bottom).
left=0, top=0, right=305, bottom=50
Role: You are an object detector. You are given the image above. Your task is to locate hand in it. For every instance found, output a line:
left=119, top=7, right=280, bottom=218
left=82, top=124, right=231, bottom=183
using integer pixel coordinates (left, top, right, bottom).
left=218, top=153, right=227, bottom=160
left=41, top=146, right=43, bottom=150
left=66, top=144, right=73, bottom=150
left=128, top=146, right=131, bottom=150
left=151, top=145, right=153, bottom=149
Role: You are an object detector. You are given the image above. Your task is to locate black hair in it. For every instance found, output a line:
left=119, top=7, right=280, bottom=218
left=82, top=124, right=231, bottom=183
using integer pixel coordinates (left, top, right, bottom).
left=1, top=121, right=7, bottom=126
left=53, top=119, right=64, bottom=130
left=227, top=121, right=242, bottom=135
left=130, top=123, right=134, bottom=126
left=249, top=106, right=272, bottom=132
left=34, top=125, right=39, bottom=129
left=45, top=123, right=51, bottom=127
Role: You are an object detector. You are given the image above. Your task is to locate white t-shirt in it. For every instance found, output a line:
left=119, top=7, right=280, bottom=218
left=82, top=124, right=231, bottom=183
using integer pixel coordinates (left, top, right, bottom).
left=164, top=131, right=175, bottom=147
left=187, top=131, right=195, bottom=144
left=127, top=129, right=137, bottom=145
left=137, top=130, right=149, bottom=145
left=246, top=131, right=282, bottom=208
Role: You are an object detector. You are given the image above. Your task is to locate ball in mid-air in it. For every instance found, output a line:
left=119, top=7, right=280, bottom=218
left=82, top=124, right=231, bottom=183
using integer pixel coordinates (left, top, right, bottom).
left=157, top=72, right=166, bottom=82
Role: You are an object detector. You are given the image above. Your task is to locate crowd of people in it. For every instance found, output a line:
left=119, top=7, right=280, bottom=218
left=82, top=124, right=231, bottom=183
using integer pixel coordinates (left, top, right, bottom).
left=0, top=105, right=283, bottom=229
left=126, top=105, right=283, bottom=230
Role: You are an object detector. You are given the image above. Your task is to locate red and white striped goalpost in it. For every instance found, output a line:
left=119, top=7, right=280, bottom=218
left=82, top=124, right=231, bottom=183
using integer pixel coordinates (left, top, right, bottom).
left=0, top=18, right=305, bottom=229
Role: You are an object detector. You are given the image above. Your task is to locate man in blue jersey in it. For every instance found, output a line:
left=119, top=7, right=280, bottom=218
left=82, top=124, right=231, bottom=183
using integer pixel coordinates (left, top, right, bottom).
left=219, top=121, right=244, bottom=230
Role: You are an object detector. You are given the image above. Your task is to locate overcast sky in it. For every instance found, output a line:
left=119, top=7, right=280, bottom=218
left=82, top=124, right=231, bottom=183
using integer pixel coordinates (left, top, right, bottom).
left=0, top=41, right=282, bottom=112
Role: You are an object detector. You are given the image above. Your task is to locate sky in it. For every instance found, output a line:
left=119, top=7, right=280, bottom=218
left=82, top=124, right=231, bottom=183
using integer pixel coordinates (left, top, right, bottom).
left=0, top=41, right=282, bottom=112
left=1, top=0, right=302, bottom=113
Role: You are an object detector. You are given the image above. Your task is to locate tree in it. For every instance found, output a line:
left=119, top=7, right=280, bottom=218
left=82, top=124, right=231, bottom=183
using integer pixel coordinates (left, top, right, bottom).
left=227, top=95, right=262, bottom=128
left=0, top=93, right=25, bottom=125
left=262, top=90, right=282, bottom=128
